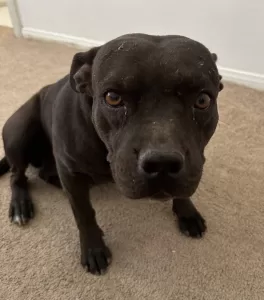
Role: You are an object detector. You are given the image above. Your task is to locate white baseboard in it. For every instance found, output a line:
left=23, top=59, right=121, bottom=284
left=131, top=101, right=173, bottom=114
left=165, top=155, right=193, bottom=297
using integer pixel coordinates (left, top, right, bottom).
left=22, top=27, right=264, bottom=91
left=22, top=27, right=104, bottom=49
left=218, top=67, right=264, bottom=91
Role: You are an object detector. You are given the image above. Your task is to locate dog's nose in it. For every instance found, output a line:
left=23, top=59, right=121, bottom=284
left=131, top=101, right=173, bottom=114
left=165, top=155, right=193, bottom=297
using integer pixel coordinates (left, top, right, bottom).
left=139, top=150, right=184, bottom=178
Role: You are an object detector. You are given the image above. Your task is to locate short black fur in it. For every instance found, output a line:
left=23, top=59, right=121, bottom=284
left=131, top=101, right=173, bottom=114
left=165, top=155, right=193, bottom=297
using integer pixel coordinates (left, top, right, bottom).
left=1, top=33, right=223, bottom=275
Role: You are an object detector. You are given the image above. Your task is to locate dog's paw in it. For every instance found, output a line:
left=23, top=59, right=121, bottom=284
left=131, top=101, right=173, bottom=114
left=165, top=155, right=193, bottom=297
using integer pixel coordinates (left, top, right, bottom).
left=81, top=244, right=112, bottom=275
left=177, top=212, right=206, bottom=238
left=9, top=196, right=34, bottom=226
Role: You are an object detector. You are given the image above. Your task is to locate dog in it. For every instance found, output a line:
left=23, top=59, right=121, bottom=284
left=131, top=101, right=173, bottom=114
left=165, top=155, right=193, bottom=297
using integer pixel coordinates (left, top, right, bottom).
left=0, top=33, right=223, bottom=275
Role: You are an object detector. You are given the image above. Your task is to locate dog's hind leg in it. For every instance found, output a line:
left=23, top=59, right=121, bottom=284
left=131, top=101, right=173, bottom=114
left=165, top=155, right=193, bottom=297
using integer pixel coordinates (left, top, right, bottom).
left=9, top=167, right=34, bottom=225
left=5, top=139, right=34, bottom=225
left=3, top=94, right=41, bottom=225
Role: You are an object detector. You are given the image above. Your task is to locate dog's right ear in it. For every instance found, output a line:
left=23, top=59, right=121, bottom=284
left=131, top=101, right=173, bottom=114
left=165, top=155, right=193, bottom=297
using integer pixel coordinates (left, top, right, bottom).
left=211, top=53, right=224, bottom=92
left=70, top=46, right=100, bottom=94
left=211, top=53, right=218, bottom=63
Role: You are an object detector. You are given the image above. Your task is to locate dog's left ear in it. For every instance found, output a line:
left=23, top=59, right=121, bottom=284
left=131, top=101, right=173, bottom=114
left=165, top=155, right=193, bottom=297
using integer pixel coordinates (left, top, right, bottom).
left=70, top=46, right=101, bottom=94
left=211, top=53, right=224, bottom=92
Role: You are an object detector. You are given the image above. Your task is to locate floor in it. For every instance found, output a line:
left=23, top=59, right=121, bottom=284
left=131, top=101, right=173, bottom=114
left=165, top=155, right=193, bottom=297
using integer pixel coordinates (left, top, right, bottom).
left=0, top=26, right=264, bottom=300
left=0, top=5, right=12, bottom=28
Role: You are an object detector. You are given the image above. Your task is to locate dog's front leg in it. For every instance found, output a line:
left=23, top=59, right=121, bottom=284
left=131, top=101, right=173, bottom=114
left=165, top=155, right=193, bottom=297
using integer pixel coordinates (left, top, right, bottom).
left=172, top=198, right=207, bottom=238
left=57, top=165, right=112, bottom=275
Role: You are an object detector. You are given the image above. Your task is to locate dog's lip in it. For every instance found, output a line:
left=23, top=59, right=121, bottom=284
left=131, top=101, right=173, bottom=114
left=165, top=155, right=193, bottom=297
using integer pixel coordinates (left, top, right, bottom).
left=150, top=191, right=171, bottom=201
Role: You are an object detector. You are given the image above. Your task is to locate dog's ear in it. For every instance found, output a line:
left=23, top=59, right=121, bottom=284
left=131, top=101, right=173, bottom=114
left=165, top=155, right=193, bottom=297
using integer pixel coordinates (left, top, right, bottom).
left=70, top=47, right=100, bottom=94
left=218, top=75, right=224, bottom=91
left=211, top=53, right=224, bottom=92
left=211, top=53, right=218, bottom=63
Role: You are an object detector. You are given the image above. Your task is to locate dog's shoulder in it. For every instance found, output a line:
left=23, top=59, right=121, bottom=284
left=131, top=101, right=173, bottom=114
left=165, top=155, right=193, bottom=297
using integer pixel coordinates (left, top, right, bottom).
left=47, top=75, right=107, bottom=174
left=41, top=74, right=70, bottom=97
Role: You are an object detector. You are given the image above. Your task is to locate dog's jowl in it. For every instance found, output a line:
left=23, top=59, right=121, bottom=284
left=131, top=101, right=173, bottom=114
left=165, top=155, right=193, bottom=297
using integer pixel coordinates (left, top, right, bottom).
left=0, top=34, right=223, bottom=275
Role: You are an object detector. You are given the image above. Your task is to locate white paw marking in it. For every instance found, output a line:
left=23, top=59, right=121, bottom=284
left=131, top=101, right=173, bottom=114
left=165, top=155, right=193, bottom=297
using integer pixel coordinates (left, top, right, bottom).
left=13, top=215, right=22, bottom=226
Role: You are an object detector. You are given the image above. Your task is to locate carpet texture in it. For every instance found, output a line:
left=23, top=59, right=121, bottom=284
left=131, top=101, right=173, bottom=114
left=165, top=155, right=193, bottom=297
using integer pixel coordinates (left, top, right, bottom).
left=0, top=27, right=263, bottom=300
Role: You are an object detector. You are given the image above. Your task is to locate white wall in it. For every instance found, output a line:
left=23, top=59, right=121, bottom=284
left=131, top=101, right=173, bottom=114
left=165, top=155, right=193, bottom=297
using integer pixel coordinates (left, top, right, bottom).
left=17, top=0, right=264, bottom=87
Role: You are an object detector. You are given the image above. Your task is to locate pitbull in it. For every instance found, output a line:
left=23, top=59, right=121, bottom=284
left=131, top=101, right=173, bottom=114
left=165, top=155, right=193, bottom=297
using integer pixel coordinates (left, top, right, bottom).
left=0, top=33, right=223, bottom=275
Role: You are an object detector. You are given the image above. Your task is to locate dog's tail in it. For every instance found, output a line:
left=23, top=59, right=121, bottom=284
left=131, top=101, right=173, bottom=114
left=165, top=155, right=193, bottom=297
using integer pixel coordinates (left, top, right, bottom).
left=0, top=157, right=10, bottom=176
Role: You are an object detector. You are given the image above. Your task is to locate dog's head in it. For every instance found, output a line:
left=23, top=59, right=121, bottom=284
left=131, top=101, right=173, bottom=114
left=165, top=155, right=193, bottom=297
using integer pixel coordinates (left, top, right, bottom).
left=70, top=34, right=223, bottom=199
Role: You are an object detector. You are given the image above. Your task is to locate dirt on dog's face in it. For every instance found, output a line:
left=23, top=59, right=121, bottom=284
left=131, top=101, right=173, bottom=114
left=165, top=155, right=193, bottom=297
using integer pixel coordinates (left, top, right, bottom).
left=70, top=34, right=223, bottom=199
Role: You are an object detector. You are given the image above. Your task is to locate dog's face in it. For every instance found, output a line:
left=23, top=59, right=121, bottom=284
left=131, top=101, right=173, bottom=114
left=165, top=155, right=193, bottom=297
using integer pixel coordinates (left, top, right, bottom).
left=70, top=34, right=223, bottom=199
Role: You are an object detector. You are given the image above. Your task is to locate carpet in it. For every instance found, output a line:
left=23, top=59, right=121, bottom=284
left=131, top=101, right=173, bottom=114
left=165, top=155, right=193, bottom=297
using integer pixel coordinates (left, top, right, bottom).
left=0, top=26, right=263, bottom=300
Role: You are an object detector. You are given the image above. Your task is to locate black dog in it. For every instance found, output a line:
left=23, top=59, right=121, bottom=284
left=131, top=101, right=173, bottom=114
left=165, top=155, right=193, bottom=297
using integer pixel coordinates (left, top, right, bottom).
left=0, top=34, right=223, bottom=275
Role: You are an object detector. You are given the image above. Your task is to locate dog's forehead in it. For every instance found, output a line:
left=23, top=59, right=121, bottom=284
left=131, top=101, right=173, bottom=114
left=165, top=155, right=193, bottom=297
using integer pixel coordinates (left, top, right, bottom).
left=93, top=35, right=218, bottom=88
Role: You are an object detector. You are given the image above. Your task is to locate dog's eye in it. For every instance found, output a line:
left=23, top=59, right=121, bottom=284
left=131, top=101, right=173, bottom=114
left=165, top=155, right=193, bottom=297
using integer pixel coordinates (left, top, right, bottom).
left=105, top=92, right=122, bottom=107
left=194, top=93, right=211, bottom=110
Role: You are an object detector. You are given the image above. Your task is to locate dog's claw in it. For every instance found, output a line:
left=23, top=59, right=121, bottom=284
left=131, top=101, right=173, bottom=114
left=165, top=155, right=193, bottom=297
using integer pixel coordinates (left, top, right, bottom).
left=11, top=214, right=30, bottom=226
left=81, top=245, right=112, bottom=275
left=13, top=215, right=22, bottom=226
left=178, top=213, right=207, bottom=238
left=9, top=198, right=34, bottom=226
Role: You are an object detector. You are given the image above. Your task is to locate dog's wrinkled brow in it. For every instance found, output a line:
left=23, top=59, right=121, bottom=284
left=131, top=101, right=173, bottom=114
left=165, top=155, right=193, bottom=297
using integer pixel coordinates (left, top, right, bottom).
left=95, top=48, right=219, bottom=94
left=97, top=69, right=142, bottom=92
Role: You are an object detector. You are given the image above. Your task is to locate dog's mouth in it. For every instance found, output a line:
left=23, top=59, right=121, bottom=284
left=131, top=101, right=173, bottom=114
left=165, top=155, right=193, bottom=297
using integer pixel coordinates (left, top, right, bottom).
left=150, top=191, right=171, bottom=202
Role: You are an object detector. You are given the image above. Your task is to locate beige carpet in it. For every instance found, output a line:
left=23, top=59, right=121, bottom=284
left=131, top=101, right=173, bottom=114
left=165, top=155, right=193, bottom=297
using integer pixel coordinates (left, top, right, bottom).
left=0, top=27, right=263, bottom=300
